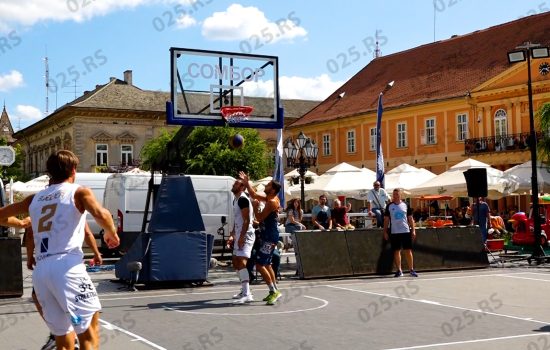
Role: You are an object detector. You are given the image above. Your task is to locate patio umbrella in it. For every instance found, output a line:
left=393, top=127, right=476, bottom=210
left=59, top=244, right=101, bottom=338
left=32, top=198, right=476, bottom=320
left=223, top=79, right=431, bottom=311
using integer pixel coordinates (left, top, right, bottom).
left=409, top=158, right=518, bottom=199
left=11, top=175, right=50, bottom=196
left=284, top=169, right=318, bottom=179
left=290, top=162, right=377, bottom=199
left=384, top=163, right=437, bottom=193
left=504, top=160, right=550, bottom=194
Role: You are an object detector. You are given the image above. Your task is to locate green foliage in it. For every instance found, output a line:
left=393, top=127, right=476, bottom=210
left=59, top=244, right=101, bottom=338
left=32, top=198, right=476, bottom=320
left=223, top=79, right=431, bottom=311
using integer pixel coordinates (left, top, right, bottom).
left=140, top=128, right=179, bottom=170
left=0, top=138, right=29, bottom=182
left=182, top=127, right=270, bottom=179
left=537, top=103, right=550, bottom=162
left=140, top=126, right=271, bottom=179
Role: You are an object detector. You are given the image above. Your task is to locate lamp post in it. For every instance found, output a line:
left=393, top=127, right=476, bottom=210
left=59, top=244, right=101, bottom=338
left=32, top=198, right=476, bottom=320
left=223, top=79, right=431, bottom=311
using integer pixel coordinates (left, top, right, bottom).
left=508, top=42, right=550, bottom=257
left=284, top=131, right=319, bottom=209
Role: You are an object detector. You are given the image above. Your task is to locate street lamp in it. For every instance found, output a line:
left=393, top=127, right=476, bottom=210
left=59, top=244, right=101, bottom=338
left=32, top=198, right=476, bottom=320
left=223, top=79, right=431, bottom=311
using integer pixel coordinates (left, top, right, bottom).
left=284, top=131, right=319, bottom=209
left=508, top=42, right=550, bottom=257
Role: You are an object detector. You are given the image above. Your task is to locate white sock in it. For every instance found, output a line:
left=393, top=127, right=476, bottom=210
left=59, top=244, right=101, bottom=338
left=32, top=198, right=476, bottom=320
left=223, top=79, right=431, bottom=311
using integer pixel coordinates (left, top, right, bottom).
left=268, top=283, right=275, bottom=292
left=238, top=269, right=250, bottom=296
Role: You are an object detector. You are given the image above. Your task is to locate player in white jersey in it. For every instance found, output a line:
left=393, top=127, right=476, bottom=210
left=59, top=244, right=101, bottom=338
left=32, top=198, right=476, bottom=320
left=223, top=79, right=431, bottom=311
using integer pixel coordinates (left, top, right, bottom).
left=0, top=150, right=119, bottom=350
left=227, top=178, right=256, bottom=304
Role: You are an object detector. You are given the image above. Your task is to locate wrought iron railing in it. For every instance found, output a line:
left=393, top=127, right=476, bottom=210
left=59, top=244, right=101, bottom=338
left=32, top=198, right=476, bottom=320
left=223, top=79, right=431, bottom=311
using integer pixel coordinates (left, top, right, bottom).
left=464, top=132, right=541, bottom=155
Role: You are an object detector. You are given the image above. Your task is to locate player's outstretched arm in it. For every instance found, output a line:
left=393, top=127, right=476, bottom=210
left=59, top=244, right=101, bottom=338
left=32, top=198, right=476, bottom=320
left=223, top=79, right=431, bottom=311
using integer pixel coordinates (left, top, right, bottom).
left=0, top=196, right=34, bottom=227
left=75, top=187, right=119, bottom=249
left=239, top=171, right=267, bottom=201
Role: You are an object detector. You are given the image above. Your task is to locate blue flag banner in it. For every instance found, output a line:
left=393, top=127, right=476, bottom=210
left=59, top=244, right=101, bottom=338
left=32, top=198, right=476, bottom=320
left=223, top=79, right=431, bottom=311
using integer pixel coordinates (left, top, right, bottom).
left=274, top=128, right=285, bottom=205
left=375, top=93, right=385, bottom=187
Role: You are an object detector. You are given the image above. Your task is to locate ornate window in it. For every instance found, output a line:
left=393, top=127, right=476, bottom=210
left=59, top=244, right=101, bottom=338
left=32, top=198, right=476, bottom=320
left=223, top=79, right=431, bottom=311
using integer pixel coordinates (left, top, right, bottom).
left=121, top=144, right=133, bottom=165
left=96, top=144, right=108, bottom=166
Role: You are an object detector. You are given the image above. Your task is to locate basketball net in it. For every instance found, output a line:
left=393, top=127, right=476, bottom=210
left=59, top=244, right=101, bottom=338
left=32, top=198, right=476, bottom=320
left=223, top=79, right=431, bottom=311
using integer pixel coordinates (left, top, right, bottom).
left=221, top=106, right=254, bottom=125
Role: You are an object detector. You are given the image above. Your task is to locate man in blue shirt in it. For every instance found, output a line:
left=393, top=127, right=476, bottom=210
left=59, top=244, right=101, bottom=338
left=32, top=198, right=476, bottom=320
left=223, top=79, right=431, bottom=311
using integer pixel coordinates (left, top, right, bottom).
left=472, top=197, right=491, bottom=244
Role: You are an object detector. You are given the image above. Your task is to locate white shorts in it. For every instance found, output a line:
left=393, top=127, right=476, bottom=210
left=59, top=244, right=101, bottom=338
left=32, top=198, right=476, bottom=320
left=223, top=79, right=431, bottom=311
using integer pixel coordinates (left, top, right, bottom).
left=33, top=254, right=101, bottom=336
left=233, top=230, right=255, bottom=258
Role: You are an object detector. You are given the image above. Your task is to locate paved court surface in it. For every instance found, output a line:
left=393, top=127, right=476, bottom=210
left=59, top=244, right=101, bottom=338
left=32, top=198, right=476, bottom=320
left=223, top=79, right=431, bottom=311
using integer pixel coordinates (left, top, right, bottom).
left=2, top=256, right=550, bottom=350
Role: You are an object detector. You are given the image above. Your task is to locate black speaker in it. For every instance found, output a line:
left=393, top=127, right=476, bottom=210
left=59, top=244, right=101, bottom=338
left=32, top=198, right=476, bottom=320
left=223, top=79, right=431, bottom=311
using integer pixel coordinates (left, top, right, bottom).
left=0, top=238, right=23, bottom=298
left=463, top=168, right=488, bottom=198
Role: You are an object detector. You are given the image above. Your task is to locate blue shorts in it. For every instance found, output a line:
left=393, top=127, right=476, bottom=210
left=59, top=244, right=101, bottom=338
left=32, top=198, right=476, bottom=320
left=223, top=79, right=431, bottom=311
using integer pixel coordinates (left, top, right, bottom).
left=255, top=240, right=276, bottom=266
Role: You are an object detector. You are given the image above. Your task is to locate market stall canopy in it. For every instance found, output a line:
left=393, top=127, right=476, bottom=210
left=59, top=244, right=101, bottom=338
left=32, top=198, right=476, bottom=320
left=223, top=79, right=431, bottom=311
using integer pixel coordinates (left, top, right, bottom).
left=408, top=158, right=519, bottom=199
left=504, top=160, right=550, bottom=194
left=289, top=162, right=376, bottom=199
left=384, top=163, right=436, bottom=193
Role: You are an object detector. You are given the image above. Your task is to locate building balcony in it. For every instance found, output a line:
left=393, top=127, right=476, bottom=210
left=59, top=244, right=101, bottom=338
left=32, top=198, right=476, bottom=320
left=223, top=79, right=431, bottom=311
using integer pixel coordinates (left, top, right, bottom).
left=464, top=132, right=541, bottom=155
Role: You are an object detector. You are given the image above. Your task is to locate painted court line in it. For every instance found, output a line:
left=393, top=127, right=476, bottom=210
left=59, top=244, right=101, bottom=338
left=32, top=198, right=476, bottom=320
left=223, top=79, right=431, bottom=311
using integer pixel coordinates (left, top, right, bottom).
left=101, top=283, right=321, bottom=302
left=99, top=319, right=167, bottom=350
left=330, top=272, right=528, bottom=288
left=500, top=275, right=550, bottom=283
left=326, top=285, right=549, bottom=325
left=163, top=295, right=328, bottom=316
left=381, top=332, right=547, bottom=349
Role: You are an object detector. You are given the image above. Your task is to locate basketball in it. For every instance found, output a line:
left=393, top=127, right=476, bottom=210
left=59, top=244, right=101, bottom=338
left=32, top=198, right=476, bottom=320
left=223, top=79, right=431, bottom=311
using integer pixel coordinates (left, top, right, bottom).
left=229, top=134, right=244, bottom=149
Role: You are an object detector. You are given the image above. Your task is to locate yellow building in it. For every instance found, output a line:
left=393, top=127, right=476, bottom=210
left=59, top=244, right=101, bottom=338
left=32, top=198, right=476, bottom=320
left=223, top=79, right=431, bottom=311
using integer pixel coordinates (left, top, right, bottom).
left=288, top=13, right=550, bottom=176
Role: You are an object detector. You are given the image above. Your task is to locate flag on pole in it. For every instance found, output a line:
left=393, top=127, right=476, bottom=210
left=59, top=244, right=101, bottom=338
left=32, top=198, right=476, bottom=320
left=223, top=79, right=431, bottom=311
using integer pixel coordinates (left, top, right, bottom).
left=375, top=92, right=385, bottom=188
left=273, top=128, right=285, bottom=205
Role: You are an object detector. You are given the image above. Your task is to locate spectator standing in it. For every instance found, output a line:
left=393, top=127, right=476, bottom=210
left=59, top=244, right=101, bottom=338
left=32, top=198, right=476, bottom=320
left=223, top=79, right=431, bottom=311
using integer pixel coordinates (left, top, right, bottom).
left=472, top=197, right=491, bottom=243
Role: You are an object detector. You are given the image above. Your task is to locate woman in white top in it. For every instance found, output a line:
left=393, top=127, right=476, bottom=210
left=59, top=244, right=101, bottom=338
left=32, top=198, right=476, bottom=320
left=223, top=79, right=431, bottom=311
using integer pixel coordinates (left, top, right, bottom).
left=285, top=198, right=306, bottom=233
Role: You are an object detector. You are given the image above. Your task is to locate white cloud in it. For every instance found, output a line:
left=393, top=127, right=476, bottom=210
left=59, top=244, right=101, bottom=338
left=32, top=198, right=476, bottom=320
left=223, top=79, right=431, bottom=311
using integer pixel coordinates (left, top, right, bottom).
left=243, top=74, right=344, bottom=101
left=12, top=105, right=43, bottom=129
left=202, top=4, right=307, bottom=42
left=176, top=14, right=197, bottom=29
left=0, top=70, right=24, bottom=92
left=0, top=0, right=151, bottom=28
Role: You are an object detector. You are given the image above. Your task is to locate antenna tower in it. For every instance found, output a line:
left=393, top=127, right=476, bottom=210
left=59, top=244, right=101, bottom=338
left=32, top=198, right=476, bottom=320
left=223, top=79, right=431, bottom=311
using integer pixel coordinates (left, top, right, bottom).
left=44, top=55, right=49, bottom=116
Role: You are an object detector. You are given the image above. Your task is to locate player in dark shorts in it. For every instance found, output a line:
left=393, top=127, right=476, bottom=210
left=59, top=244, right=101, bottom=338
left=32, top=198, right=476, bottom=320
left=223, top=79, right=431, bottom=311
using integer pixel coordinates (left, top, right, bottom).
left=239, top=171, right=282, bottom=305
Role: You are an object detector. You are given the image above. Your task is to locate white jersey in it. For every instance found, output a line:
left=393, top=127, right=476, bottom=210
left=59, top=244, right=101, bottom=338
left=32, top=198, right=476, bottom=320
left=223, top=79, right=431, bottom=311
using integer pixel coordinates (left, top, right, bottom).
left=233, top=192, right=254, bottom=236
left=29, top=182, right=87, bottom=263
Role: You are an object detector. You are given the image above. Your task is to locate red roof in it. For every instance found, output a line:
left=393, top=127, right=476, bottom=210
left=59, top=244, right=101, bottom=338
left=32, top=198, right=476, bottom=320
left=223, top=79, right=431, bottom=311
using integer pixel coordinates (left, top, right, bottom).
left=291, top=12, right=550, bottom=127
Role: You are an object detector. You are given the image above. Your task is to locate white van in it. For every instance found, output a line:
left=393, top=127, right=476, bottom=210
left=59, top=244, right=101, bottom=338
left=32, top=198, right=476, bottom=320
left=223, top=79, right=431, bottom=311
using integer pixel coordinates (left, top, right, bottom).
left=102, top=173, right=234, bottom=255
left=74, top=172, right=111, bottom=236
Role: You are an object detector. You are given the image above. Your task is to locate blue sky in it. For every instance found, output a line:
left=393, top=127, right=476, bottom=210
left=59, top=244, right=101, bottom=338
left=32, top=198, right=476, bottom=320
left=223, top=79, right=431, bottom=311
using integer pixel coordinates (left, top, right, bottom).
left=0, top=0, right=548, bottom=130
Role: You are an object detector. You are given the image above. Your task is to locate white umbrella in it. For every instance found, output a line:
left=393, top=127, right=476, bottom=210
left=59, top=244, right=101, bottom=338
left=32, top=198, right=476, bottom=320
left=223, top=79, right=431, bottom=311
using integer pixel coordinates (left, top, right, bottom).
left=409, top=158, right=518, bottom=199
left=504, top=160, right=550, bottom=194
left=11, top=175, right=50, bottom=196
left=290, top=162, right=377, bottom=199
left=384, top=163, right=437, bottom=193
left=284, top=169, right=318, bottom=179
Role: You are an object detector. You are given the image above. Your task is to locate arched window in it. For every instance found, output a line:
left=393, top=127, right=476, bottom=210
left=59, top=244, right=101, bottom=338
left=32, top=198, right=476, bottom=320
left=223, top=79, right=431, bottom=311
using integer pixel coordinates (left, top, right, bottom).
left=494, top=109, right=507, bottom=137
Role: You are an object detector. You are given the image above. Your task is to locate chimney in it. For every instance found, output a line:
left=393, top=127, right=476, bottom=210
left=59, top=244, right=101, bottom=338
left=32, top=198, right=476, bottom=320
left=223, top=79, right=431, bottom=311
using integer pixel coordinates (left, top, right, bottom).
left=109, top=77, right=116, bottom=82
left=124, top=70, right=133, bottom=85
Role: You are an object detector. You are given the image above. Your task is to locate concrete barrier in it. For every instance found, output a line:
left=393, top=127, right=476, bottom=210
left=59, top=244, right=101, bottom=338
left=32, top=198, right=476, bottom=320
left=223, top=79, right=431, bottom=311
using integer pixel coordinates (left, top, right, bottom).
left=293, top=227, right=489, bottom=279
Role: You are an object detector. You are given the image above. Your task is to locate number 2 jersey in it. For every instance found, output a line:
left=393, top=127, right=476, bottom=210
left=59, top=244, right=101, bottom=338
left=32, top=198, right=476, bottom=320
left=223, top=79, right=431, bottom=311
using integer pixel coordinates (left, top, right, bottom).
left=29, top=182, right=87, bottom=263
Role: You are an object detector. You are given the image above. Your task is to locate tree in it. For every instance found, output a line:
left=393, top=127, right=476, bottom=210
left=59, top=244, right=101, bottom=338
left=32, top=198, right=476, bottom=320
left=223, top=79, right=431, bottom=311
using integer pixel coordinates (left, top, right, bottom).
left=140, top=126, right=271, bottom=179
left=537, top=102, right=550, bottom=163
left=139, top=128, right=179, bottom=170
left=0, top=138, right=29, bottom=182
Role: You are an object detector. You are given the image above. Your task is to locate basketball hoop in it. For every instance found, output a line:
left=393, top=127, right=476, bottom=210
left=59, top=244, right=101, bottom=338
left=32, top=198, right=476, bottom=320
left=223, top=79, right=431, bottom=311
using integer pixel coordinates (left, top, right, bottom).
left=221, top=106, right=254, bottom=124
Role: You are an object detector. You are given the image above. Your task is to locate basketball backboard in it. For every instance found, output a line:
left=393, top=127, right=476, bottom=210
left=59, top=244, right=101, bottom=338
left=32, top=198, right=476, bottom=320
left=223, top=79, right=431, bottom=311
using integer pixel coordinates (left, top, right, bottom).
left=167, top=47, right=282, bottom=129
